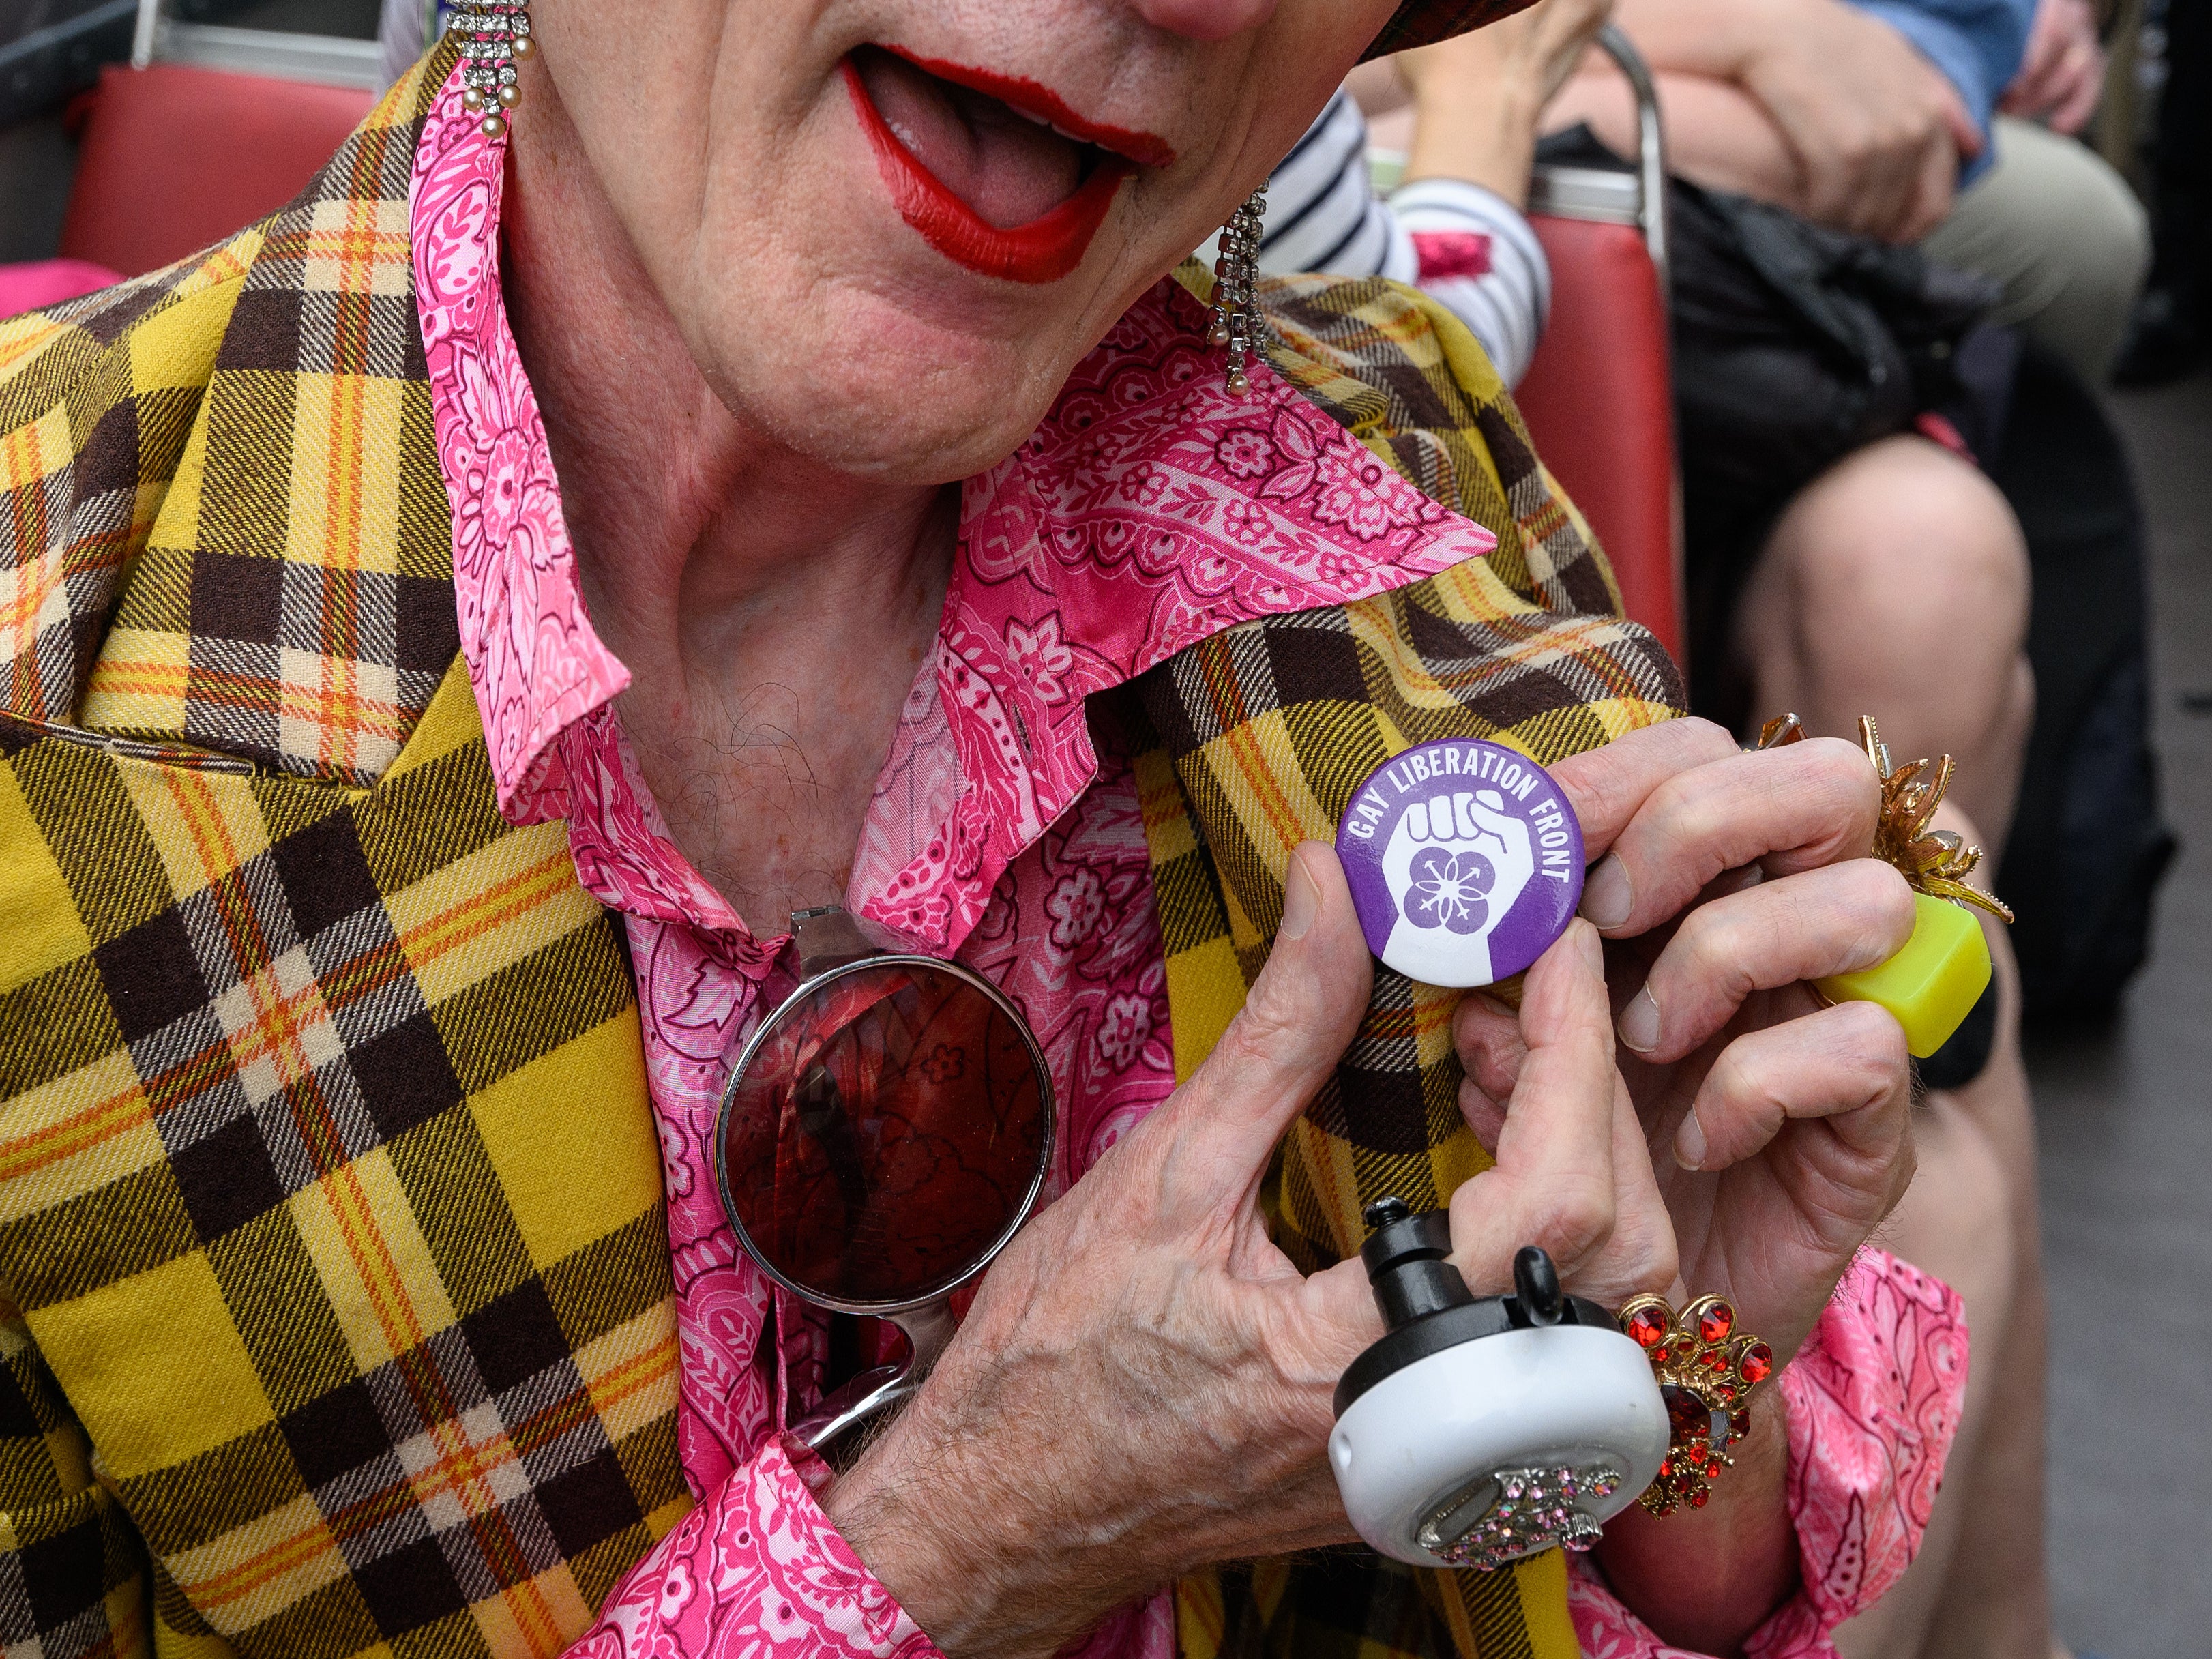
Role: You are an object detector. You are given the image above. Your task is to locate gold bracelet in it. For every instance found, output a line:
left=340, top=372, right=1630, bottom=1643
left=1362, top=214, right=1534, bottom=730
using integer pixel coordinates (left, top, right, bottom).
left=1617, top=1293, right=1775, bottom=1515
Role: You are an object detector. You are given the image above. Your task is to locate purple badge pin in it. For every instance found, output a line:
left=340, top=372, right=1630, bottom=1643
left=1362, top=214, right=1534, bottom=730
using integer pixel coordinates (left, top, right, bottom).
left=1334, top=738, right=1585, bottom=988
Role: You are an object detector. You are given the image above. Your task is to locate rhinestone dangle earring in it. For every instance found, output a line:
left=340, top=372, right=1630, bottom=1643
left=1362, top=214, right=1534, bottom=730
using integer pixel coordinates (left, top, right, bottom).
left=452, top=3, right=534, bottom=138
left=1208, top=186, right=1268, bottom=396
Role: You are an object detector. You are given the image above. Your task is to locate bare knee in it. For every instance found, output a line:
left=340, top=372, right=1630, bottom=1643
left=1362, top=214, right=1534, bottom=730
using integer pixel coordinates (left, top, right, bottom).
left=1760, top=437, right=2030, bottom=666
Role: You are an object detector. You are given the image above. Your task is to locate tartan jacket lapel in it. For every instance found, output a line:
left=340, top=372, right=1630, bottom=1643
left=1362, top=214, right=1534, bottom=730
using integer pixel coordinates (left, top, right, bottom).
left=1149, top=274, right=1686, bottom=1659
left=0, top=662, right=688, bottom=1659
left=0, top=44, right=686, bottom=1659
left=0, top=43, right=459, bottom=776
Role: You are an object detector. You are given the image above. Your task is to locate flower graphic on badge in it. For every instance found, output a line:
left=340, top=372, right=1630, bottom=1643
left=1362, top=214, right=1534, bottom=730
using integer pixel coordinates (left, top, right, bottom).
left=1405, top=846, right=1498, bottom=934
left=1378, top=789, right=1535, bottom=985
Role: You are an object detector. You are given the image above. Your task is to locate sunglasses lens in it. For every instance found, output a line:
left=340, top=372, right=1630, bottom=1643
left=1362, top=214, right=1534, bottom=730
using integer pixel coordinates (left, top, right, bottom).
left=720, top=962, right=1049, bottom=1306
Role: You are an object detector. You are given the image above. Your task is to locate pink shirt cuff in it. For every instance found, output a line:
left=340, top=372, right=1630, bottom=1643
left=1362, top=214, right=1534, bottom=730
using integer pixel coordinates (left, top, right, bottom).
left=1569, top=1248, right=1969, bottom=1658
left=565, top=1433, right=942, bottom=1659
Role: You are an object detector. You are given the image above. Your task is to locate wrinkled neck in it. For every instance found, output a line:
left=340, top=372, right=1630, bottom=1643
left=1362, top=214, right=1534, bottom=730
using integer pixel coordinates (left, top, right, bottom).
left=498, top=69, right=954, bottom=690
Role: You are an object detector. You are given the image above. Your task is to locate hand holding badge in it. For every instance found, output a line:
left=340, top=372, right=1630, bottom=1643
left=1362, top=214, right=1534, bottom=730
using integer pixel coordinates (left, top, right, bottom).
left=1323, top=720, right=2002, bottom=1568
left=1330, top=740, right=1671, bottom=1568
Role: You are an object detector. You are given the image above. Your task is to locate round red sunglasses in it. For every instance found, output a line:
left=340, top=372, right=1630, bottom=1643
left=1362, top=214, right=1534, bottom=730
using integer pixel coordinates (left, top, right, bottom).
left=715, top=907, right=1056, bottom=1448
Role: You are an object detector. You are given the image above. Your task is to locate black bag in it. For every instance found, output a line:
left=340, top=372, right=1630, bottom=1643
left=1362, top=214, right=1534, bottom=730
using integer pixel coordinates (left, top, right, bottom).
left=1989, top=341, right=2179, bottom=1018
left=1664, top=175, right=2004, bottom=706
left=1669, top=179, right=2000, bottom=509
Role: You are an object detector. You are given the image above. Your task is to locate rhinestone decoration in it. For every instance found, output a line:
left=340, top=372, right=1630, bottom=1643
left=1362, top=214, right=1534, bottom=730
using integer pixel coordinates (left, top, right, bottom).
left=1207, top=186, right=1268, bottom=396
left=1415, top=1461, right=1625, bottom=1570
left=449, top=3, right=533, bottom=138
left=1616, top=1291, right=1776, bottom=1516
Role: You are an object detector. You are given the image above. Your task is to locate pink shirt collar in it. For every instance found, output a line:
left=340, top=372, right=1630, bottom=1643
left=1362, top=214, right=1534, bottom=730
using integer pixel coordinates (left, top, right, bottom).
left=410, top=62, right=1495, bottom=956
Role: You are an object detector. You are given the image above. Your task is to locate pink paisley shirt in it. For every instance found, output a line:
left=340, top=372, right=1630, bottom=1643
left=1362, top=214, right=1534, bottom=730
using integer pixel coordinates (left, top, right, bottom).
left=407, top=60, right=1966, bottom=1659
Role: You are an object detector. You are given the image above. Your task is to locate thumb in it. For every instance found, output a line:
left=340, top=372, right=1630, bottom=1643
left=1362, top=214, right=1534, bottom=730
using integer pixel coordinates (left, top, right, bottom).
left=1447, top=920, right=1623, bottom=1287
left=1153, top=842, right=1374, bottom=1218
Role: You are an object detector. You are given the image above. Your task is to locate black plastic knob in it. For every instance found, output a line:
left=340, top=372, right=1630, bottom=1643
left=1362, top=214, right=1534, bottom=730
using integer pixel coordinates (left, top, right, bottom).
left=1514, top=1246, right=1565, bottom=1326
left=1360, top=1195, right=1474, bottom=1329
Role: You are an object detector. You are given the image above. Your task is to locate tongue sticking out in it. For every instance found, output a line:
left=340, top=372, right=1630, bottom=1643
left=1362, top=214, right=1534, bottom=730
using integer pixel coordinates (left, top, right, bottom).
left=850, top=47, right=1091, bottom=230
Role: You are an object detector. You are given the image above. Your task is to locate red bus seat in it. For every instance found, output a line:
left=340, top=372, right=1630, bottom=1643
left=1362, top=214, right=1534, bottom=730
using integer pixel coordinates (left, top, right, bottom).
left=59, top=63, right=372, bottom=278
left=1514, top=212, right=1681, bottom=660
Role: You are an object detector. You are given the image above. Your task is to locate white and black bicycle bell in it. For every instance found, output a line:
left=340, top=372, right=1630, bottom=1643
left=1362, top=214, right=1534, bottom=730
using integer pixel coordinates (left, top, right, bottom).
left=1329, top=1198, right=1670, bottom=1569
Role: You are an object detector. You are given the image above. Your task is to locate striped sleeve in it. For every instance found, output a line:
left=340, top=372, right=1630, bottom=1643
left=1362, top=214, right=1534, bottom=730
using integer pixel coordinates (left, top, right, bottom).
left=1256, top=91, right=1417, bottom=284
left=1391, top=177, right=1552, bottom=388
left=1254, top=93, right=1550, bottom=388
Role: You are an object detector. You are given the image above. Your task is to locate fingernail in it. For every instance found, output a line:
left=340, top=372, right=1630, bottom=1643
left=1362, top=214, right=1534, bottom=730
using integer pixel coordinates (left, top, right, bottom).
left=1674, top=1109, right=1709, bottom=1171
left=1281, top=847, right=1321, bottom=940
left=1580, top=855, right=1632, bottom=929
left=1618, top=986, right=1661, bottom=1053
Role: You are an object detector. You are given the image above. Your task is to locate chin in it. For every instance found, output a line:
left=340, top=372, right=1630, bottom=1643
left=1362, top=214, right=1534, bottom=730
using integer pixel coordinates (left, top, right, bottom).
left=692, top=240, right=1135, bottom=486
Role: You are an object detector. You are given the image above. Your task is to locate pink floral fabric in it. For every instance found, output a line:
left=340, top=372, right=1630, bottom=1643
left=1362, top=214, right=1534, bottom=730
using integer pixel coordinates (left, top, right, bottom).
left=565, top=1436, right=937, bottom=1659
left=1567, top=1247, right=1969, bottom=1658
left=409, top=52, right=1963, bottom=1659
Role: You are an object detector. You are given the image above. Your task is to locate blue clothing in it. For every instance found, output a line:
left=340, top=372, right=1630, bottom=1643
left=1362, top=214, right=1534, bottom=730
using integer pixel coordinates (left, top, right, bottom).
left=1852, top=0, right=2035, bottom=181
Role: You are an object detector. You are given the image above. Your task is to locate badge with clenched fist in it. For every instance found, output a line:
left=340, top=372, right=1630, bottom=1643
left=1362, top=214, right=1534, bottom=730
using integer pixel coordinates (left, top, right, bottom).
left=1336, top=739, right=1584, bottom=987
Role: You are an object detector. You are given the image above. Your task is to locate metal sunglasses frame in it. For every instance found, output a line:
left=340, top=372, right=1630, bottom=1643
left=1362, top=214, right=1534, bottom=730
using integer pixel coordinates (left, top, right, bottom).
left=712, top=906, right=1056, bottom=1449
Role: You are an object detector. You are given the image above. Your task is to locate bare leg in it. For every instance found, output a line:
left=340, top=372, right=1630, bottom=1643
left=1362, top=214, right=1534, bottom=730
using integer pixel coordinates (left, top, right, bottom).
left=1732, top=435, right=2035, bottom=847
left=1831, top=817, right=2055, bottom=1659
left=1915, top=904, right=2057, bottom=1659
left=1732, top=435, right=2049, bottom=1657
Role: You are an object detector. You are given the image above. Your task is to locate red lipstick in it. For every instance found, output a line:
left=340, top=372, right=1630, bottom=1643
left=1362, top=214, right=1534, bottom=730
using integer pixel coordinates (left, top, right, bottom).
left=840, top=56, right=1160, bottom=285
left=879, top=46, right=1178, bottom=171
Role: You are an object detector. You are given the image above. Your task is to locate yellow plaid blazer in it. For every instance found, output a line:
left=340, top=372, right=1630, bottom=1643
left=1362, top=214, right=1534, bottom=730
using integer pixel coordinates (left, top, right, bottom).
left=0, top=55, right=686, bottom=1659
left=1147, top=276, right=1683, bottom=1659
left=0, top=44, right=1685, bottom=1659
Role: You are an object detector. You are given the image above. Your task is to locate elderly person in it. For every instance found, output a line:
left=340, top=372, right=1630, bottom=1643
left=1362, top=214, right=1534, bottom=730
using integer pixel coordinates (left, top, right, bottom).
left=0, top=5, right=1976, bottom=1658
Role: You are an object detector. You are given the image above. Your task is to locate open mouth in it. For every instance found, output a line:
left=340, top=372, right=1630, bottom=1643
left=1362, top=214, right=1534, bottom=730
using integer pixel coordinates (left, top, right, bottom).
left=842, top=46, right=1173, bottom=284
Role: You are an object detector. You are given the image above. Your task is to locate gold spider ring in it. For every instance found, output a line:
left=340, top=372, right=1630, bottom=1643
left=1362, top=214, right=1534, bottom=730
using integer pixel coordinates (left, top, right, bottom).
left=1758, top=715, right=2013, bottom=1057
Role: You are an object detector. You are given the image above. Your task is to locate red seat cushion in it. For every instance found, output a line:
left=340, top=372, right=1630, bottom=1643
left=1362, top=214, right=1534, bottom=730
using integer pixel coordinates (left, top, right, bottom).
left=1514, top=215, right=1683, bottom=663
left=59, top=63, right=373, bottom=278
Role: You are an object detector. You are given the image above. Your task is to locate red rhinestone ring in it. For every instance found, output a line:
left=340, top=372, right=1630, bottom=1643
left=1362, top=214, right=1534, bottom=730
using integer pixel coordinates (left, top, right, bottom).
left=1616, top=1291, right=1776, bottom=1516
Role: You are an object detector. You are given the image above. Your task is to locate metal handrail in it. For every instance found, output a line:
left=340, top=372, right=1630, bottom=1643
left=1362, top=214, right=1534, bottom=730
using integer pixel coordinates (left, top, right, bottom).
left=1527, top=23, right=1670, bottom=297
left=1602, top=22, right=1670, bottom=296
left=131, top=0, right=379, bottom=87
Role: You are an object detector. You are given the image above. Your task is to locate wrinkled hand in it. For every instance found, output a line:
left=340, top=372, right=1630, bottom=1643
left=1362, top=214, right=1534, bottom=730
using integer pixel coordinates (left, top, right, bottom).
left=832, top=850, right=1671, bottom=1659
left=1456, top=719, right=1917, bottom=1366
left=1739, top=0, right=1980, bottom=242
left=2001, top=0, right=2105, bottom=134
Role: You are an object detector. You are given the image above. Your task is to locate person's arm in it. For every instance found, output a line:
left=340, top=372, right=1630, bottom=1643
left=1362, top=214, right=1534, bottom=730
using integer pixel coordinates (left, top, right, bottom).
left=1364, top=0, right=1612, bottom=384
left=1581, top=0, right=1989, bottom=241
left=1397, top=0, right=1612, bottom=207
left=1252, top=93, right=1554, bottom=386
left=1255, top=90, right=1417, bottom=283
left=1542, top=68, right=1808, bottom=207
left=1388, top=180, right=1553, bottom=387
left=1851, top=0, right=2037, bottom=162
left=1253, top=87, right=1547, bottom=381
left=1567, top=1249, right=1971, bottom=1656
